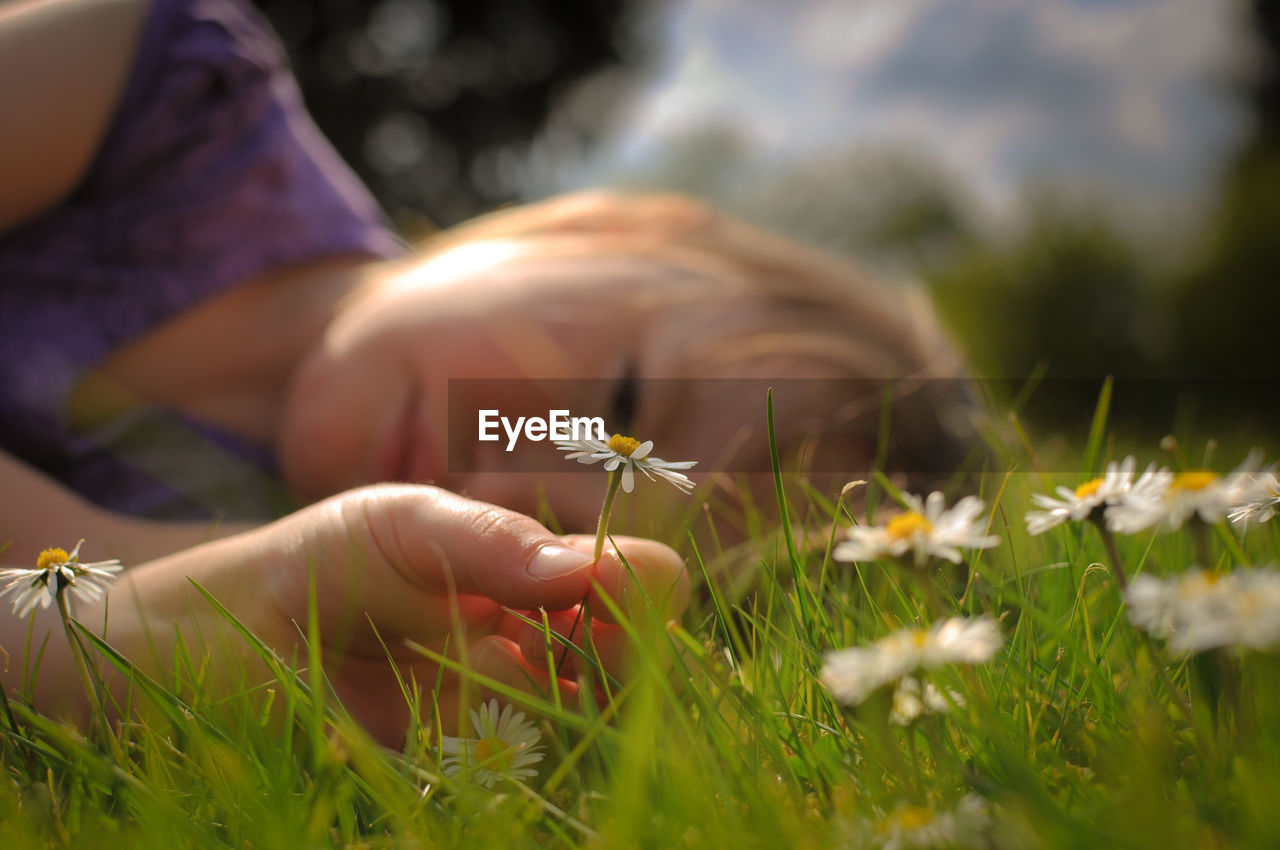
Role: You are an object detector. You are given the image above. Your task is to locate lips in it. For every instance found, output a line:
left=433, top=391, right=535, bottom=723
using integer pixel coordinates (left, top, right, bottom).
left=402, top=403, right=442, bottom=484
left=373, top=391, right=442, bottom=484
left=373, top=391, right=415, bottom=483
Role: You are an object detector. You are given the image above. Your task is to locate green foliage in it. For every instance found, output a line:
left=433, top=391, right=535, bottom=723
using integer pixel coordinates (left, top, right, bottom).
left=1167, top=148, right=1280, bottom=381
left=5, top=409, right=1280, bottom=848
left=925, top=211, right=1162, bottom=413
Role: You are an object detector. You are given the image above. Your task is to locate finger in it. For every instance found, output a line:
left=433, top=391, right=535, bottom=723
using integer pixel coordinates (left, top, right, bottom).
left=514, top=609, right=631, bottom=681
left=347, top=485, right=599, bottom=611
left=467, top=635, right=579, bottom=709
left=559, top=534, right=690, bottom=625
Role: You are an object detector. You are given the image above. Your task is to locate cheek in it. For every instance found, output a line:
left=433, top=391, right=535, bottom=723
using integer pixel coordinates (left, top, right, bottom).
left=278, top=345, right=407, bottom=500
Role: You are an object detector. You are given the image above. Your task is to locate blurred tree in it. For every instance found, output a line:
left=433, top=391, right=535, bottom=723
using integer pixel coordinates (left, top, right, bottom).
left=924, top=210, right=1159, bottom=417
left=623, top=123, right=755, bottom=205
left=618, top=128, right=973, bottom=274
left=924, top=1, right=1280, bottom=433
left=1170, top=0, right=1280, bottom=382
left=251, top=0, right=655, bottom=231
left=922, top=204, right=1280, bottom=440
left=740, top=148, right=972, bottom=272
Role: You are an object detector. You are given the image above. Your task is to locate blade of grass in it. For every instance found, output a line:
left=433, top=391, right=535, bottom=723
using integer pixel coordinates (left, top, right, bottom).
left=1082, top=375, right=1114, bottom=476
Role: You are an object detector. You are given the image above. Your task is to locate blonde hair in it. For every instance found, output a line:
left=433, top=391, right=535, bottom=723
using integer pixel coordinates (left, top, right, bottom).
left=421, top=190, right=979, bottom=485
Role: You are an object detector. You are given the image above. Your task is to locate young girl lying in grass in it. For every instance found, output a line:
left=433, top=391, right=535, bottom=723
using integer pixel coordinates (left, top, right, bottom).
left=0, top=0, right=975, bottom=742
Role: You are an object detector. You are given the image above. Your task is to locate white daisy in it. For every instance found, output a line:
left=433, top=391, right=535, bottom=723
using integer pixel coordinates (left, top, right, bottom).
left=1106, top=451, right=1270, bottom=534
left=439, top=699, right=545, bottom=789
left=1228, top=471, right=1280, bottom=529
left=556, top=433, right=696, bottom=493
left=1025, top=457, right=1172, bottom=535
left=834, top=492, right=998, bottom=569
left=821, top=617, right=1002, bottom=707
left=1125, top=568, right=1280, bottom=654
left=889, top=676, right=964, bottom=726
left=0, top=540, right=123, bottom=618
left=860, top=796, right=991, bottom=850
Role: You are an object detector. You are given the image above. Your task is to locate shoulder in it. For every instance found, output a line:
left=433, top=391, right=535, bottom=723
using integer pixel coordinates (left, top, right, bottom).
left=0, top=0, right=150, bottom=233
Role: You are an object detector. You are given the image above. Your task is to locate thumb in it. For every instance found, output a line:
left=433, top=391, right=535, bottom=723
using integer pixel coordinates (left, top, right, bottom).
left=345, top=484, right=597, bottom=610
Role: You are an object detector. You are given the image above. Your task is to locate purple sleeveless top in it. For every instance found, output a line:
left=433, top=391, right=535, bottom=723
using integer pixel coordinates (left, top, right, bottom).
left=0, top=0, right=405, bottom=519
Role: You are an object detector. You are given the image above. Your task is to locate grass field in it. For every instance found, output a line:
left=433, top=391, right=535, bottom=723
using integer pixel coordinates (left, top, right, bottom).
left=3, top=388, right=1279, bottom=849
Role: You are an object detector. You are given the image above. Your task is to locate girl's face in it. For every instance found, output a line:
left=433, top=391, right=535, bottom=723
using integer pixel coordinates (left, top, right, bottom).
left=276, top=241, right=786, bottom=535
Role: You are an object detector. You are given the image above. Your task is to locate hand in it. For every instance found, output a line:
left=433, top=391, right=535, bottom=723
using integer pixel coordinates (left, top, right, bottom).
left=107, top=485, right=689, bottom=746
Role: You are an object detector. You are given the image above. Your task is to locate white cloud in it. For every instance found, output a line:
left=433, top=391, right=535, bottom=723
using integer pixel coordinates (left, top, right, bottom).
left=536, top=0, right=1251, bottom=222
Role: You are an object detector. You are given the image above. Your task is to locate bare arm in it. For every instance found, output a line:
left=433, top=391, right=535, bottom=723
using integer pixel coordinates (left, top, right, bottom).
left=0, top=0, right=149, bottom=233
left=0, top=448, right=257, bottom=565
left=1, top=485, right=689, bottom=743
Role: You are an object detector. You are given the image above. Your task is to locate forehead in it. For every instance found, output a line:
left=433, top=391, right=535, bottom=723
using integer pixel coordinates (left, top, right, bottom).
left=419, top=238, right=742, bottom=295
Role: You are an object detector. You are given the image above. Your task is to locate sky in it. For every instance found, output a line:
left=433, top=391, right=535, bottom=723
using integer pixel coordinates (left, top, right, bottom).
left=527, top=0, right=1252, bottom=226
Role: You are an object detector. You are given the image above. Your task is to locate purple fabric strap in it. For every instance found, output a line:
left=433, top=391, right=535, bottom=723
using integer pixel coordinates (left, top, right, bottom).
left=0, top=0, right=405, bottom=518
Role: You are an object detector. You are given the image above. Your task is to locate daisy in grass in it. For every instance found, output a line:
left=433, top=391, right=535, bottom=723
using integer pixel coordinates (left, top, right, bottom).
left=860, top=796, right=991, bottom=850
left=0, top=540, right=123, bottom=617
left=1125, top=567, right=1280, bottom=653
left=555, top=433, right=696, bottom=494
left=440, top=699, right=545, bottom=789
left=1025, top=456, right=1171, bottom=535
left=821, top=617, right=1001, bottom=707
left=835, top=491, right=998, bottom=569
left=1106, top=451, right=1270, bottom=534
left=1229, top=470, right=1280, bottom=529
left=889, top=676, right=964, bottom=726
left=558, top=430, right=697, bottom=565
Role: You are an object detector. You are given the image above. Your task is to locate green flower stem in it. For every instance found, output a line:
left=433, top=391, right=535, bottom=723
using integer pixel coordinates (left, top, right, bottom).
left=1093, top=522, right=1129, bottom=591
left=1219, top=650, right=1249, bottom=742
left=1144, top=640, right=1195, bottom=730
left=56, top=593, right=119, bottom=756
left=920, top=573, right=948, bottom=621
left=904, top=723, right=926, bottom=801
left=904, top=558, right=947, bottom=620
left=559, top=469, right=623, bottom=671
left=1188, top=650, right=1228, bottom=780
left=593, top=469, right=624, bottom=563
left=1188, top=518, right=1214, bottom=568
left=1091, top=519, right=1197, bottom=725
left=0, top=672, right=20, bottom=736
left=1190, top=650, right=1224, bottom=731
left=858, top=687, right=916, bottom=802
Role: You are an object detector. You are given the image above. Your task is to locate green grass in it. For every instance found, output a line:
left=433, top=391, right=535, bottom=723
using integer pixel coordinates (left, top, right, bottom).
left=4, top=396, right=1280, bottom=849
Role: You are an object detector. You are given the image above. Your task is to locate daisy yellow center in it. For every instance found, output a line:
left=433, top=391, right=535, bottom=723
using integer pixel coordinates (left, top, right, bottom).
left=886, top=806, right=935, bottom=831
left=910, top=629, right=929, bottom=648
left=475, top=736, right=515, bottom=769
left=1170, top=470, right=1218, bottom=492
left=36, top=548, right=69, bottom=570
left=887, top=512, right=932, bottom=541
left=1074, top=478, right=1104, bottom=499
left=608, top=434, right=642, bottom=457
left=1181, top=571, right=1224, bottom=599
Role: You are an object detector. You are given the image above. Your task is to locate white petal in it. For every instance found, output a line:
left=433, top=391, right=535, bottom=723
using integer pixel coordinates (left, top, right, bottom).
left=924, top=491, right=947, bottom=521
left=652, top=467, right=695, bottom=494
left=649, top=459, right=697, bottom=470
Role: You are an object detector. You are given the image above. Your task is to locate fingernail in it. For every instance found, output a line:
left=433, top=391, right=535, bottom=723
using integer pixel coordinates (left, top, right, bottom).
left=528, top=544, right=593, bottom=580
